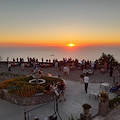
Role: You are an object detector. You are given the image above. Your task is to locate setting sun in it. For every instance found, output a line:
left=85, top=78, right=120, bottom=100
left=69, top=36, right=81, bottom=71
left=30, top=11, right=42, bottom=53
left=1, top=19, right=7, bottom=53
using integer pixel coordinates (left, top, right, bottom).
left=67, top=43, right=75, bottom=47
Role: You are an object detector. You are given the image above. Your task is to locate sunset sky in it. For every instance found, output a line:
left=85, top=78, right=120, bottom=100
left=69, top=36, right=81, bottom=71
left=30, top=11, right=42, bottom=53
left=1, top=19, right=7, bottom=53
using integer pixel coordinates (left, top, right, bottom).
left=0, top=0, right=120, bottom=47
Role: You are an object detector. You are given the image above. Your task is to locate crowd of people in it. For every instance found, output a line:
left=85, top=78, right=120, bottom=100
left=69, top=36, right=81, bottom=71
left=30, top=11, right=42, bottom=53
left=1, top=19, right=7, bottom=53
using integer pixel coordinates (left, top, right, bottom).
left=110, top=82, right=120, bottom=91
left=5, top=56, right=120, bottom=89
left=44, top=81, right=66, bottom=102
left=6, top=56, right=120, bottom=78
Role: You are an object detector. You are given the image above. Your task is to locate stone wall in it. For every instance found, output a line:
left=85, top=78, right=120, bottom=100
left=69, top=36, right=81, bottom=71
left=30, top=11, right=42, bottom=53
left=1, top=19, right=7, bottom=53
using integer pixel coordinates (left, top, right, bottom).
left=0, top=89, right=56, bottom=106
left=98, top=97, right=120, bottom=117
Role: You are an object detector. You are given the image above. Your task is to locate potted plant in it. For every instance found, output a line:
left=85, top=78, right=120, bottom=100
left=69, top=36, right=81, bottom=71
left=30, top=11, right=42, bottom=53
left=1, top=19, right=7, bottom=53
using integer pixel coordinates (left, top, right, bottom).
left=100, top=91, right=109, bottom=103
left=82, top=103, right=91, bottom=115
left=98, top=91, right=109, bottom=116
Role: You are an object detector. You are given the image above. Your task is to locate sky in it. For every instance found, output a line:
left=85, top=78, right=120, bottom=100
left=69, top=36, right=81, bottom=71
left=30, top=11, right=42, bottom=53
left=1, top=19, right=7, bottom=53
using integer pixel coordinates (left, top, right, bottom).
left=0, top=0, right=120, bottom=47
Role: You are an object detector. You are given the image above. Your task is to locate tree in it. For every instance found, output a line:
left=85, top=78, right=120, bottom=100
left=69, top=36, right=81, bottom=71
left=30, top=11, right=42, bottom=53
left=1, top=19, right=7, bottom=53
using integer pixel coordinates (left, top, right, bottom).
left=98, top=53, right=119, bottom=66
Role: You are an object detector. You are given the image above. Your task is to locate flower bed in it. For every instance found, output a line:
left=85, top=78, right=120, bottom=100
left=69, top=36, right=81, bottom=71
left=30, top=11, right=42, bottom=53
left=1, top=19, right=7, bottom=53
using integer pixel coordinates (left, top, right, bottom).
left=0, top=75, right=64, bottom=106
left=0, top=75, right=63, bottom=97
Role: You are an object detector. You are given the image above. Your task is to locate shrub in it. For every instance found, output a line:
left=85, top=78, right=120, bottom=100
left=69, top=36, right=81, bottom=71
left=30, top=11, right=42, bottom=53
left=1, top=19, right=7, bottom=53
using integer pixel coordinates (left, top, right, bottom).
left=100, top=91, right=109, bottom=103
left=108, top=95, right=120, bottom=109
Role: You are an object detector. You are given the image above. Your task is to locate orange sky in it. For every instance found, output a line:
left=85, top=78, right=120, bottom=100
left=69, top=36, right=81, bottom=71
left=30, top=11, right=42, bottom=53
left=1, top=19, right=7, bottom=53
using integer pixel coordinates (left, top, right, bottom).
left=0, top=32, right=120, bottom=47
left=0, top=1, right=120, bottom=47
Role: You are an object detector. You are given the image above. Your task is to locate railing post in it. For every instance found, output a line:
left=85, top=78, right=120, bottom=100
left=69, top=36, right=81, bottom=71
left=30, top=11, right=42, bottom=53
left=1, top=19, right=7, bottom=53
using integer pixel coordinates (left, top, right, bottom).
left=24, top=112, right=27, bottom=120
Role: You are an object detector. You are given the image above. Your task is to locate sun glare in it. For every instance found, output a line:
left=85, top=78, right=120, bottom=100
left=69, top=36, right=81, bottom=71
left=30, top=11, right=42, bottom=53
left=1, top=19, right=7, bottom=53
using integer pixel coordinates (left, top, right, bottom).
left=67, top=43, right=75, bottom=47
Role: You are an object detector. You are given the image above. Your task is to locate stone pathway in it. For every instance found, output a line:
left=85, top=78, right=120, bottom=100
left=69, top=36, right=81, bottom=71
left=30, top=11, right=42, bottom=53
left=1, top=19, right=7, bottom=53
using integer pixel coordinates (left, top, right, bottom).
left=104, top=105, right=120, bottom=120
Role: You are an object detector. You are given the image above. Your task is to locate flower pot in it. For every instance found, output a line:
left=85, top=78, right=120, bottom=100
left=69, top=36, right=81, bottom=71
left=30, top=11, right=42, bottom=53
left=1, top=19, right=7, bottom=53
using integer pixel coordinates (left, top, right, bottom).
left=83, top=109, right=90, bottom=115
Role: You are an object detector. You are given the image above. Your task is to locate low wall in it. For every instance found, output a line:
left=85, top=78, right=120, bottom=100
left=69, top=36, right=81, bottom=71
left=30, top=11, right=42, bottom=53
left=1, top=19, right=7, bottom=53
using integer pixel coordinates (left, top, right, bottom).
left=98, top=99, right=120, bottom=117
left=0, top=89, right=56, bottom=106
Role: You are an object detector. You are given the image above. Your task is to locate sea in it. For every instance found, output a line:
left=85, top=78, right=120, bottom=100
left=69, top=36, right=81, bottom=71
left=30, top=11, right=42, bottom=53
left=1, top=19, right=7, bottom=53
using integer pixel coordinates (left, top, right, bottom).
left=0, top=46, right=120, bottom=63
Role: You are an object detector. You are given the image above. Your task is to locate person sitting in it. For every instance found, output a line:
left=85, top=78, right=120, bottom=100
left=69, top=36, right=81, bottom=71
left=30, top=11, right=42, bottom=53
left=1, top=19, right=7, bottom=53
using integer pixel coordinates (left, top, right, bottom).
left=39, top=69, right=43, bottom=75
left=58, top=83, right=66, bottom=102
left=110, top=82, right=120, bottom=91
left=50, top=82, right=59, bottom=97
left=44, top=85, right=52, bottom=94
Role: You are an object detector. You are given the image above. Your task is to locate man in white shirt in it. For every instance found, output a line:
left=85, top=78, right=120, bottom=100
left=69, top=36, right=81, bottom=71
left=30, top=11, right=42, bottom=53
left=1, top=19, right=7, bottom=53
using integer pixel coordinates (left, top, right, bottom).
left=83, top=74, right=89, bottom=93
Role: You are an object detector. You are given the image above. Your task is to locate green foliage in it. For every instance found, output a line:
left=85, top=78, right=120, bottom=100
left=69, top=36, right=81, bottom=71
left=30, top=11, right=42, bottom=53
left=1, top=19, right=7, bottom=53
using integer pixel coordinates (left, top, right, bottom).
left=108, top=95, right=120, bottom=109
left=98, top=53, right=119, bottom=65
left=82, top=103, right=91, bottom=110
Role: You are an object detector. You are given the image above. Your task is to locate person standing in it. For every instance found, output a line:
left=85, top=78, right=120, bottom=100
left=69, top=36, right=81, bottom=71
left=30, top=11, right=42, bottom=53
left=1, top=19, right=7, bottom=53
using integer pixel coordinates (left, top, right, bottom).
left=16, top=58, right=18, bottom=63
left=104, top=61, right=108, bottom=71
left=42, top=58, right=44, bottom=64
left=91, top=61, right=94, bottom=71
left=83, top=74, right=89, bottom=93
left=21, top=63, right=25, bottom=71
left=8, top=62, right=11, bottom=71
left=7, top=57, right=9, bottom=64
left=109, top=65, right=114, bottom=77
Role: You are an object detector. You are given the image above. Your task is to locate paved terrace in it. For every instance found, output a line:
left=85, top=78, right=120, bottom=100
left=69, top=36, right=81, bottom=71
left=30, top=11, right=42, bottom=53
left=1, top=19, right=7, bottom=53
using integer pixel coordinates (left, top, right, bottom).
left=0, top=63, right=119, bottom=120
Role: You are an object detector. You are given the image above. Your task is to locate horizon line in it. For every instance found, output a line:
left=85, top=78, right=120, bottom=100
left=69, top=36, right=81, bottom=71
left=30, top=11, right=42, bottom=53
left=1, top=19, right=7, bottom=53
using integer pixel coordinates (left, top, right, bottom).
left=0, top=44, right=120, bottom=47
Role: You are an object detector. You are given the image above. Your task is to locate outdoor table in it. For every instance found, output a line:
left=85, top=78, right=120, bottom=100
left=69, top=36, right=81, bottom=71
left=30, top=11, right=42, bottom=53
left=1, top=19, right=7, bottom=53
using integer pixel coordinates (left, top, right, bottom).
left=100, top=82, right=109, bottom=90
left=89, top=91, right=99, bottom=100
